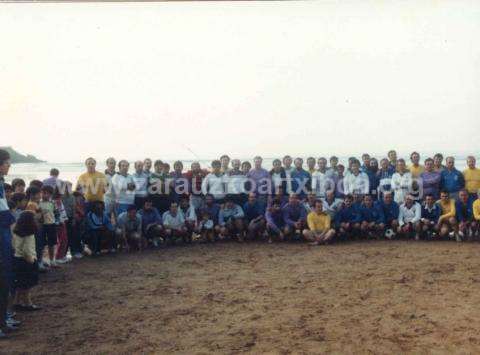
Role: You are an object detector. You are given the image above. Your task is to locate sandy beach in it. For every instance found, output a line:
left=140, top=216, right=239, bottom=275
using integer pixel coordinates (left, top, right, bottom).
left=3, top=240, right=480, bottom=354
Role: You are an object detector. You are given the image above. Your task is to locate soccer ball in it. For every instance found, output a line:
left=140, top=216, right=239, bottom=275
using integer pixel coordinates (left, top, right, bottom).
left=385, top=229, right=395, bottom=240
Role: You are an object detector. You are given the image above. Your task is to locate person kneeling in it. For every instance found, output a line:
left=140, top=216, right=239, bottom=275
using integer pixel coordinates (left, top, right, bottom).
left=86, top=201, right=115, bottom=256
left=218, top=195, right=245, bottom=242
left=303, top=201, right=335, bottom=245
left=397, top=195, right=421, bottom=240
left=139, top=198, right=164, bottom=247
left=437, top=190, right=457, bottom=241
left=116, top=205, right=145, bottom=252
left=162, top=202, right=189, bottom=244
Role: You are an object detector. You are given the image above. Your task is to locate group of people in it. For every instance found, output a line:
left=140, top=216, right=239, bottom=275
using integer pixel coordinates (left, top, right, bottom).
left=1, top=148, right=480, bottom=338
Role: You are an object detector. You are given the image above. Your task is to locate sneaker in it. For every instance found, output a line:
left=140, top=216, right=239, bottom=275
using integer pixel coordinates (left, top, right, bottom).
left=55, top=257, right=69, bottom=264
left=83, top=247, right=92, bottom=256
left=0, top=329, right=7, bottom=339
left=455, top=233, right=462, bottom=243
left=73, top=253, right=83, bottom=259
left=38, top=262, right=49, bottom=273
left=6, top=317, right=21, bottom=327
left=50, top=261, right=61, bottom=268
left=152, top=239, right=159, bottom=248
left=109, top=248, right=117, bottom=254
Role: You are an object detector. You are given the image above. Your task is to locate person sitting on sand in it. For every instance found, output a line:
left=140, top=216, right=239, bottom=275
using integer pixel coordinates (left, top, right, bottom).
left=359, top=194, right=385, bottom=239
left=455, top=189, right=476, bottom=241
left=397, top=194, right=421, bottom=240
left=86, top=201, right=115, bottom=255
left=436, top=190, right=457, bottom=241
left=139, top=198, right=164, bottom=248
left=162, top=202, right=189, bottom=244
left=374, top=192, right=399, bottom=239
left=303, top=200, right=335, bottom=245
left=281, top=193, right=307, bottom=241
left=116, top=205, right=144, bottom=252
left=419, top=194, right=441, bottom=240
left=218, top=195, right=245, bottom=242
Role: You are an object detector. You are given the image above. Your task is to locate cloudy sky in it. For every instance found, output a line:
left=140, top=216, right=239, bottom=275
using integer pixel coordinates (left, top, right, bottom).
left=1, top=1, right=479, bottom=163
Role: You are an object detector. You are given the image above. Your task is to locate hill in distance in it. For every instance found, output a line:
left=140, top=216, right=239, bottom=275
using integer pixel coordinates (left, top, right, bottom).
left=0, top=146, right=45, bottom=164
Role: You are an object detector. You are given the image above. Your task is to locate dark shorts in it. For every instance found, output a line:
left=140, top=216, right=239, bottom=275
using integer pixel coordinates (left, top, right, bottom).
left=42, top=224, right=58, bottom=247
left=13, top=257, right=39, bottom=290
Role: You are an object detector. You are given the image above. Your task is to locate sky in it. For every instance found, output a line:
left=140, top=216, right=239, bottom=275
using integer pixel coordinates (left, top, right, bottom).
left=1, top=0, right=479, bottom=163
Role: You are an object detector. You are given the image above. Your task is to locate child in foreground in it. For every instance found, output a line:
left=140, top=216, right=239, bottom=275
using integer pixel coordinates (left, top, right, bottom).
left=12, top=211, right=41, bottom=311
left=39, top=185, right=59, bottom=268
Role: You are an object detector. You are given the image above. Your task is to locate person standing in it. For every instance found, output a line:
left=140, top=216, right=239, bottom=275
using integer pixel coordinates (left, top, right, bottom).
left=220, top=155, right=231, bottom=174
left=420, top=158, right=441, bottom=200
left=269, top=159, right=287, bottom=196
left=227, top=159, right=249, bottom=206
left=387, top=150, right=398, bottom=170
left=391, top=159, right=413, bottom=204
left=185, top=161, right=207, bottom=212
left=148, top=160, right=171, bottom=215
left=0, top=149, right=16, bottom=338
left=463, top=156, right=480, bottom=200
left=76, top=158, right=107, bottom=209
left=343, top=160, right=369, bottom=196
left=111, top=160, right=136, bottom=216
left=202, top=160, right=226, bottom=204
left=143, top=158, right=153, bottom=178
left=312, top=157, right=334, bottom=199
left=433, top=153, right=446, bottom=173
left=282, top=155, right=294, bottom=195
left=290, top=158, right=311, bottom=200
left=103, top=157, right=117, bottom=218
left=132, top=160, right=149, bottom=210
left=408, top=152, right=424, bottom=179
left=246, top=156, right=271, bottom=204
left=440, top=157, right=464, bottom=201
left=42, top=168, right=62, bottom=190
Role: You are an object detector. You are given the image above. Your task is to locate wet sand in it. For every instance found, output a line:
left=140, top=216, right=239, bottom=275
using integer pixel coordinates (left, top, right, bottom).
left=4, top=241, right=480, bottom=354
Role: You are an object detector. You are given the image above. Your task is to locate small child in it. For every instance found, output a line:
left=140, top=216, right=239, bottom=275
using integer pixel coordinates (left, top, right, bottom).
left=198, top=210, right=215, bottom=242
left=54, top=190, right=70, bottom=264
left=10, top=192, right=28, bottom=221
left=39, top=185, right=59, bottom=268
left=72, top=191, right=89, bottom=258
left=25, top=186, right=45, bottom=270
left=11, top=178, right=26, bottom=194
left=12, top=211, right=41, bottom=311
